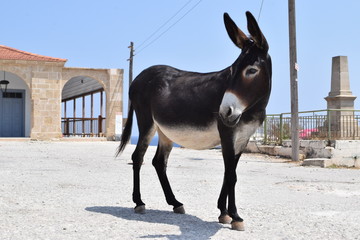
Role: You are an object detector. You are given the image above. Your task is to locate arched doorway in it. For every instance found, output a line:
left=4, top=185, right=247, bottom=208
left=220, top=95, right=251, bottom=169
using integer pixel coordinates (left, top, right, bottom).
left=61, top=76, right=106, bottom=137
left=0, top=71, right=31, bottom=137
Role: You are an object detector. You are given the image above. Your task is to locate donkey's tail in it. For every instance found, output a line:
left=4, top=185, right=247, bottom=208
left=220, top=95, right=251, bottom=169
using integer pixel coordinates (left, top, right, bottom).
left=116, top=103, right=134, bottom=156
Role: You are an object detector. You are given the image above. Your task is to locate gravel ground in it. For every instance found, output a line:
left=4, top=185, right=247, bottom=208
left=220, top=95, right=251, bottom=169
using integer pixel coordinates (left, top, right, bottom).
left=0, top=141, right=359, bottom=240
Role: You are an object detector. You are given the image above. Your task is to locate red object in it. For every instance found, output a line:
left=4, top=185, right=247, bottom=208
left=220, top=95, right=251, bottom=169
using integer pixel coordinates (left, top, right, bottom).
left=299, top=128, right=318, bottom=138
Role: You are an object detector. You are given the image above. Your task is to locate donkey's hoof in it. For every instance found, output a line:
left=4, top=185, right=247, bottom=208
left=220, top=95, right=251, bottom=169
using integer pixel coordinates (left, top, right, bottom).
left=218, top=214, right=232, bottom=224
left=173, top=205, right=185, bottom=214
left=231, top=221, right=245, bottom=231
left=134, top=205, right=146, bottom=214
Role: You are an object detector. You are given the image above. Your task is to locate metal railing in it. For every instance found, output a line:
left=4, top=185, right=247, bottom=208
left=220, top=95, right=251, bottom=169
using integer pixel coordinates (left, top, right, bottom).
left=254, top=109, right=360, bottom=144
left=61, top=116, right=105, bottom=137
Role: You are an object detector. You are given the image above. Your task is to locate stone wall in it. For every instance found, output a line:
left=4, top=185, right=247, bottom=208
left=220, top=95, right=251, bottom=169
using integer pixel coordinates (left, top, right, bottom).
left=31, top=62, right=64, bottom=139
left=106, top=69, right=123, bottom=140
left=1, top=59, right=123, bottom=140
left=246, top=140, right=360, bottom=167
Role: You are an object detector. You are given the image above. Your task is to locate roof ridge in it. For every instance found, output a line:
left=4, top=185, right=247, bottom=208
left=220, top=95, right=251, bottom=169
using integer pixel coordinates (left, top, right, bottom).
left=0, top=45, right=67, bottom=62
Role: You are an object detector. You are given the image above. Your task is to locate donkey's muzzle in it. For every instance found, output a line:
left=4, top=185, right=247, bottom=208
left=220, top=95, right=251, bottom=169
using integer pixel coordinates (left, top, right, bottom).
left=219, top=106, right=242, bottom=127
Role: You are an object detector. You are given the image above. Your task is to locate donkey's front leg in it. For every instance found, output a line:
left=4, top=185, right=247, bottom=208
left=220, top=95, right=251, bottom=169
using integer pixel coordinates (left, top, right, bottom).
left=223, top=154, right=244, bottom=230
left=217, top=177, right=231, bottom=224
left=217, top=153, right=242, bottom=226
left=218, top=127, right=244, bottom=231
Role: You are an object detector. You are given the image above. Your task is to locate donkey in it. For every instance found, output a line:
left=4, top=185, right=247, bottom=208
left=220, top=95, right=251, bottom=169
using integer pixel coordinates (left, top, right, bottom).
left=117, top=11, right=271, bottom=231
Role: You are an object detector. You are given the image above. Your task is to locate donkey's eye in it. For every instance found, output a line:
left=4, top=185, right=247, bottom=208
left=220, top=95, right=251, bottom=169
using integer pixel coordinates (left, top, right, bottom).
left=246, top=68, right=258, bottom=75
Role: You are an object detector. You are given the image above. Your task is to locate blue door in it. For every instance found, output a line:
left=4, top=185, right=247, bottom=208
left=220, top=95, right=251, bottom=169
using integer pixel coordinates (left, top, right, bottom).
left=0, top=90, right=25, bottom=137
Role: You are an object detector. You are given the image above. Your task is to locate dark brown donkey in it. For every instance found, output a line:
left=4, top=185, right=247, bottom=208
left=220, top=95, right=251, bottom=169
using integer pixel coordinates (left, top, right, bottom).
left=117, top=11, right=272, bottom=231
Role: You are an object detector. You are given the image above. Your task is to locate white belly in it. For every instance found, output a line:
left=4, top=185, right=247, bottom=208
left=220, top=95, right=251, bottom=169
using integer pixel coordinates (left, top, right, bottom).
left=154, top=120, right=260, bottom=153
left=155, top=121, right=220, bottom=150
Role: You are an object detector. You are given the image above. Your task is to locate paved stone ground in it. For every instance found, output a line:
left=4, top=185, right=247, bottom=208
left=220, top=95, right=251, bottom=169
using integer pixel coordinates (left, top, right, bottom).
left=0, top=141, right=359, bottom=240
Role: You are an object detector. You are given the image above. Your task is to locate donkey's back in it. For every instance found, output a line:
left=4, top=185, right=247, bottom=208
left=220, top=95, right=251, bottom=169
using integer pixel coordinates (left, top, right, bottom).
left=129, top=64, right=229, bottom=149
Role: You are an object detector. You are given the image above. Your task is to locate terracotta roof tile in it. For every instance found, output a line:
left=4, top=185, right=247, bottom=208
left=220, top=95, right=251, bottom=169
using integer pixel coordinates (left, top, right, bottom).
left=0, top=45, right=67, bottom=62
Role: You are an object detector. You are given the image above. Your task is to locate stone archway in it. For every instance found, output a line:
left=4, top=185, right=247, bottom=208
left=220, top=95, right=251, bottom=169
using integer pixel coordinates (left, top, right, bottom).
left=61, top=75, right=106, bottom=137
left=62, top=68, right=123, bottom=140
left=0, top=70, right=31, bottom=137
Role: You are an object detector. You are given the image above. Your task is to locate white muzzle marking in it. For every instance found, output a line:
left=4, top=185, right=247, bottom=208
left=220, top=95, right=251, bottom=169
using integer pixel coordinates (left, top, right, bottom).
left=219, top=92, right=246, bottom=126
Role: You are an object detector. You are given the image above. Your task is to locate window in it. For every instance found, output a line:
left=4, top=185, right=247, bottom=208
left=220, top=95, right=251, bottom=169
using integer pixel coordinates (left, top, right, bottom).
left=3, top=92, right=23, bottom=98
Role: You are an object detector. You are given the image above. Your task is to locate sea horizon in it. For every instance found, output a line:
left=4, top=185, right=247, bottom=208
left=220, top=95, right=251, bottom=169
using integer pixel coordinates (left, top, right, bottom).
left=131, top=135, right=181, bottom=147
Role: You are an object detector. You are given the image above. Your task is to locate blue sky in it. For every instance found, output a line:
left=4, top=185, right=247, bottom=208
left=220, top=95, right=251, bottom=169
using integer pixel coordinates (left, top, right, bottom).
left=3, top=0, right=360, bottom=117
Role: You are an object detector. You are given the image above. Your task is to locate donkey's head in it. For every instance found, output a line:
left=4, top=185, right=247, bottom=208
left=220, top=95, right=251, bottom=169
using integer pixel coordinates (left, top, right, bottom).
left=219, top=11, right=271, bottom=127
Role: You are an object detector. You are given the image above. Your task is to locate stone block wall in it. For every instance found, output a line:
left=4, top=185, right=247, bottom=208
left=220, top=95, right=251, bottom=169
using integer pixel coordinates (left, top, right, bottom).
left=106, top=69, right=123, bottom=140
left=30, top=62, right=64, bottom=139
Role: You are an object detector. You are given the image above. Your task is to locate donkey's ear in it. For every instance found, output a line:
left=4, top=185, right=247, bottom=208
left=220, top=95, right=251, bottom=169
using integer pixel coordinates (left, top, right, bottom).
left=246, top=11, right=269, bottom=52
left=224, top=13, right=248, bottom=49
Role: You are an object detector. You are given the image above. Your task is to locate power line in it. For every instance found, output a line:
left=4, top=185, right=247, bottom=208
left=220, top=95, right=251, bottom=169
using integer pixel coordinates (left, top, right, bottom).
left=137, top=0, right=193, bottom=50
left=136, top=0, right=203, bottom=55
left=258, top=0, right=265, bottom=21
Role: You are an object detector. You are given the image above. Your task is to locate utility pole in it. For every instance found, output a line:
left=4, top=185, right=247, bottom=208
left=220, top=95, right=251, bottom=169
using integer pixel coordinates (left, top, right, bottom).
left=288, top=0, right=299, bottom=161
left=127, top=41, right=134, bottom=111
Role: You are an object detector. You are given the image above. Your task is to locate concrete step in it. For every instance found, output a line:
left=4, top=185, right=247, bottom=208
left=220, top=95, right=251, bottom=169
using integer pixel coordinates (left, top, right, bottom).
left=302, top=158, right=333, bottom=168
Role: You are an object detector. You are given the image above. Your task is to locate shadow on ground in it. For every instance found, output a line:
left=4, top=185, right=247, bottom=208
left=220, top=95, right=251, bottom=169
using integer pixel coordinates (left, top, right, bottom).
left=86, top=206, right=223, bottom=239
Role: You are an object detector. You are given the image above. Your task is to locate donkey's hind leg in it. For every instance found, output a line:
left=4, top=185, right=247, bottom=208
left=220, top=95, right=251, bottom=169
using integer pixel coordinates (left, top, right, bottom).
left=132, top=121, right=156, bottom=214
left=152, top=129, right=184, bottom=214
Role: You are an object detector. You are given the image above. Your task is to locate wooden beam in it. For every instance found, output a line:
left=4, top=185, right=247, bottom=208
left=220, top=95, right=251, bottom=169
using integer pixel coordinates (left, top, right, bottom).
left=64, top=101, right=67, bottom=118
left=100, top=90, right=103, bottom=117
left=91, top=93, right=94, bottom=133
left=61, top=88, right=104, bottom=102
left=73, top=99, right=76, bottom=134
left=82, top=96, right=85, bottom=135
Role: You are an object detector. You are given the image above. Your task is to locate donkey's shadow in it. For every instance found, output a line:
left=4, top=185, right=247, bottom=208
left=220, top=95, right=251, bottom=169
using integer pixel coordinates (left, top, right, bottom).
left=85, top=206, right=223, bottom=239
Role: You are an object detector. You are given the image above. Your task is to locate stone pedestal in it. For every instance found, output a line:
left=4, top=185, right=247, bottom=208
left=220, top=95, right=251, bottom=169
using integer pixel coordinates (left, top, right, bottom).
left=325, top=56, right=358, bottom=138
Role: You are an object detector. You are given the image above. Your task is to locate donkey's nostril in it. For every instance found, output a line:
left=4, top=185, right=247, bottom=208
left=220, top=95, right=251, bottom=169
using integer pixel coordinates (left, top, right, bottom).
left=226, top=106, right=234, bottom=117
left=219, top=105, right=242, bottom=127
